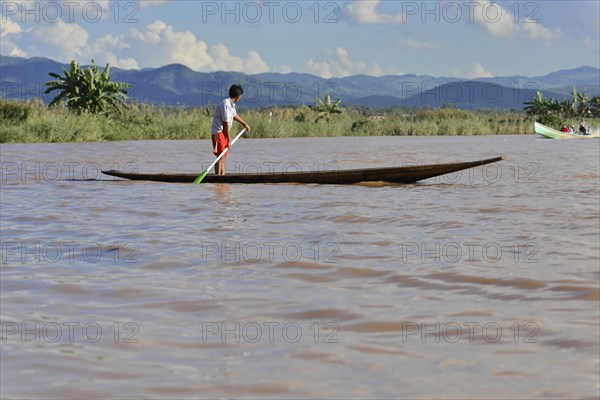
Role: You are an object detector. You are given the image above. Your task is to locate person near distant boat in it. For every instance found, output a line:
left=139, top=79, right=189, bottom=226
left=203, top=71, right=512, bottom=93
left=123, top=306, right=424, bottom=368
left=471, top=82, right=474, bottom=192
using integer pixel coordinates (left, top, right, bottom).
left=557, top=122, right=590, bottom=136
left=211, top=84, right=251, bottom=175
left=579, top=120, right=588, bottom=135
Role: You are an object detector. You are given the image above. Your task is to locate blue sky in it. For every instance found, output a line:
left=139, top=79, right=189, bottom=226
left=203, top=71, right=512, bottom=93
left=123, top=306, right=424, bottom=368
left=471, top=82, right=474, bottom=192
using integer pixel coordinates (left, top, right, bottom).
left=1, top=0, right=599, bottom=78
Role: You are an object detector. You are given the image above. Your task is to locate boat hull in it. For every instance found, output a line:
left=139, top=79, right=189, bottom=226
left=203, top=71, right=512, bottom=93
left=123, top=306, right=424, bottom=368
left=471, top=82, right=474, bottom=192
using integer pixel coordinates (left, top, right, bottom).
left=102, top=156, right=505, bottom=184
left=535, top=122, right=599, bottom=139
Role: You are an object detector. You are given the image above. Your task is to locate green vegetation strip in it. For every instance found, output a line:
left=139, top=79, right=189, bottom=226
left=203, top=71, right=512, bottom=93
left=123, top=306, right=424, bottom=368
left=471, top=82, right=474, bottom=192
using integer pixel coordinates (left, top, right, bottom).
left=1, top=99, right=554, bottom=143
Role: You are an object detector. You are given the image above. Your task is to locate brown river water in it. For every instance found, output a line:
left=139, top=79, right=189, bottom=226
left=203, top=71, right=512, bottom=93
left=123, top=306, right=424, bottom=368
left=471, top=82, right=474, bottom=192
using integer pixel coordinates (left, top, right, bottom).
left=1, top=135, right=599, bottom=399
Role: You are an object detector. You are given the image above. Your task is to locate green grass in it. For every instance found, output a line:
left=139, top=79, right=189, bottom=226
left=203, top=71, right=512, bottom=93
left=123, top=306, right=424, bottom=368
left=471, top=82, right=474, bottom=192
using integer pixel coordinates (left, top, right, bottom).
left=2, top=98, right=590, bottom=144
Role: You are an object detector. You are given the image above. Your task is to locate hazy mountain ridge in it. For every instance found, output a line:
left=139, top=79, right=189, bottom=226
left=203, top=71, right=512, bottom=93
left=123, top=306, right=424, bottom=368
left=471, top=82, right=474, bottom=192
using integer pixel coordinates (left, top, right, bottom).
left=1, top=55, right=598, bottom=109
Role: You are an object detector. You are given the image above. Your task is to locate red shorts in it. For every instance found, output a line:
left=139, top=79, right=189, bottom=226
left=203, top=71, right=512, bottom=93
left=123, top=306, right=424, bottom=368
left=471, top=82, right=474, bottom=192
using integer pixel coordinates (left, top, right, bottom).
left=211, top=132, right=229, bottom=157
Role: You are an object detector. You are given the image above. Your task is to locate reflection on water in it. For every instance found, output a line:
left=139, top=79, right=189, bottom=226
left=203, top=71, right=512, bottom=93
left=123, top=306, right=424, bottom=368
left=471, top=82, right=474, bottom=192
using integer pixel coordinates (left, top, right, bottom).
left=1, top=135, right=599, bottom=399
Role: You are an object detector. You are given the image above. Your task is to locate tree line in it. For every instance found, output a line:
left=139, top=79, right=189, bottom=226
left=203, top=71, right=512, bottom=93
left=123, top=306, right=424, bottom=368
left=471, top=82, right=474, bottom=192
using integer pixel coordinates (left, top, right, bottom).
left=39, top=59, right=600, bottom=130
left=524, top=88, right=600, bottom=127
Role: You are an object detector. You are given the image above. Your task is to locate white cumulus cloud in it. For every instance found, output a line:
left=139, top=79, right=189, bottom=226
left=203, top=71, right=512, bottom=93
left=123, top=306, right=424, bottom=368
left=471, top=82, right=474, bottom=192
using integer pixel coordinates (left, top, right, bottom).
left=468, top=63, right=493, bottom=79
left=31, top=20, right=89, bottom=59
left=523, top=18, right=561, bottom=46
left=0, top=17, right=26, bottom=56
left=208, top=44, right=269, bottom=74
left=128, top=20, right=269, bottom=73
left=346, top=0, right=405, bottom=24
left=86, top=34, right=139, bottom=69
left=8, top=18, right=136, bottom=68
left=469, top=1, right=520, bottom=41
left=469, top=1, right=560, bottom=46
left=104, top=54, right=139, bottom=70
left=1, top=17, right=22, bottom=35
left=274, top=65, right=293, bottom=74
left=307, top=47, right=402, bottom=78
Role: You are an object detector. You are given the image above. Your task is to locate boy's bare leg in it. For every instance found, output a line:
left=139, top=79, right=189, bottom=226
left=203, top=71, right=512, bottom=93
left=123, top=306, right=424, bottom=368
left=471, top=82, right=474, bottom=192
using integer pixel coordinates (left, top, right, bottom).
left=215, top=159, right=225, bottom=175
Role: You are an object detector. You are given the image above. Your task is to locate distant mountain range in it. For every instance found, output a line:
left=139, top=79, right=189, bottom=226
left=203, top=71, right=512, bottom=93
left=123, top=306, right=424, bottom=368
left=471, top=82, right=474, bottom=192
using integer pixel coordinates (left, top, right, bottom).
left=1, top=55, right=599, bottom=110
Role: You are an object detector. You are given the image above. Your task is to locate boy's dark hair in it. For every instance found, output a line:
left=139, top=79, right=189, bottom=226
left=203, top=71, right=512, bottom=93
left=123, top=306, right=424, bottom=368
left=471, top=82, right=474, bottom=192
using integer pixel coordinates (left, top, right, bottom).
left=229, top=84, right=244, bottom=99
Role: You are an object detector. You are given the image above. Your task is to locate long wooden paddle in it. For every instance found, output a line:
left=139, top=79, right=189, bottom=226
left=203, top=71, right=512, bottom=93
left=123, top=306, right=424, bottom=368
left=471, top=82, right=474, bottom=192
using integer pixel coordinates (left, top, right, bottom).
left=194, top=129, right=246, bottom=184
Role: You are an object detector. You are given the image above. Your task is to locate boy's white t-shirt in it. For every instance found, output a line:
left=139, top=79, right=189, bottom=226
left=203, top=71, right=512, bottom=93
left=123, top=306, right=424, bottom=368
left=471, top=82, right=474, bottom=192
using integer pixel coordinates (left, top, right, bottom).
left=212, top=98, right=236, bottom=135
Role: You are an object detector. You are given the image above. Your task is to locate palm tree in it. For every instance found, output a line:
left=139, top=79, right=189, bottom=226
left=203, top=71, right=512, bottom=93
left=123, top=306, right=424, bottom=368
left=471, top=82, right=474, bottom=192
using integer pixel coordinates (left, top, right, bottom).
left=313, top=94, right=342, bottom=122
left=45, top=60, right=130, bottom=114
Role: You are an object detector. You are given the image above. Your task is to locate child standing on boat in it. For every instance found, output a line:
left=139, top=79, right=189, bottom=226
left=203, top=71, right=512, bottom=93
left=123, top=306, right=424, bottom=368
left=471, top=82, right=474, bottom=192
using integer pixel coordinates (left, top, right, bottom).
left=211, top=84, right=251, bottom=175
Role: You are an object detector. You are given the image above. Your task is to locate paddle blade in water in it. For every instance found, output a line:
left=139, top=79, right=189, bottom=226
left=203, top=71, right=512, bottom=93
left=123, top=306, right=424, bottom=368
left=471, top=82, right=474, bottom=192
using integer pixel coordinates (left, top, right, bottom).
left=193, top=170, right=208, bottom=184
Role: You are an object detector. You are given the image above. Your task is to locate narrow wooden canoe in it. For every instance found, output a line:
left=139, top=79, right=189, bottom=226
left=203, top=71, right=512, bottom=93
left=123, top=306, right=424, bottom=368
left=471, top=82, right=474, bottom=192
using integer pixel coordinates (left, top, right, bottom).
left=102, top=156, right=505, bottom=185
left=535, top=122, right=599, bottom=139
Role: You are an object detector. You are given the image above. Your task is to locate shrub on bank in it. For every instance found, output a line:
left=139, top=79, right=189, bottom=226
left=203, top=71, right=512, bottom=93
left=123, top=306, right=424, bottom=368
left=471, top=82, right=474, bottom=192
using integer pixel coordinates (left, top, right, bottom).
left=0, top=99, right=32, bottom=124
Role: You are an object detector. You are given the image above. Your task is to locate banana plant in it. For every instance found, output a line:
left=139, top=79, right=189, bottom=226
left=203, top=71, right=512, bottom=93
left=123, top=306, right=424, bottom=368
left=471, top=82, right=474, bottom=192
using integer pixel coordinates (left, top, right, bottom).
left=572, top=87, right=590, bottom=118
left=313, top=94, right=342, bottom=122
left=590, top=96, right=600, bottom=118
left=45, top=60, right=130, bottom=114
left=524, top=91, right=550, bottom=117
left=524, top=91, right=561, bottom=127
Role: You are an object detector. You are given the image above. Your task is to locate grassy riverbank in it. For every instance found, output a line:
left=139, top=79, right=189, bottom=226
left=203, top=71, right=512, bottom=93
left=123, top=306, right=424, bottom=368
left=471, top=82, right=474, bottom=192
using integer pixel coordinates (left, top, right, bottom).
left=0, top=98, right=576, bottom=143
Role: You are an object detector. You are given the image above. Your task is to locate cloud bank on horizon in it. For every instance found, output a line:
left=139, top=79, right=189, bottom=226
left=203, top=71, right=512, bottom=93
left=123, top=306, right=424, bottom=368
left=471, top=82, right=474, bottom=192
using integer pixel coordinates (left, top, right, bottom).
left=1, top=0, right=598, bottom=78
